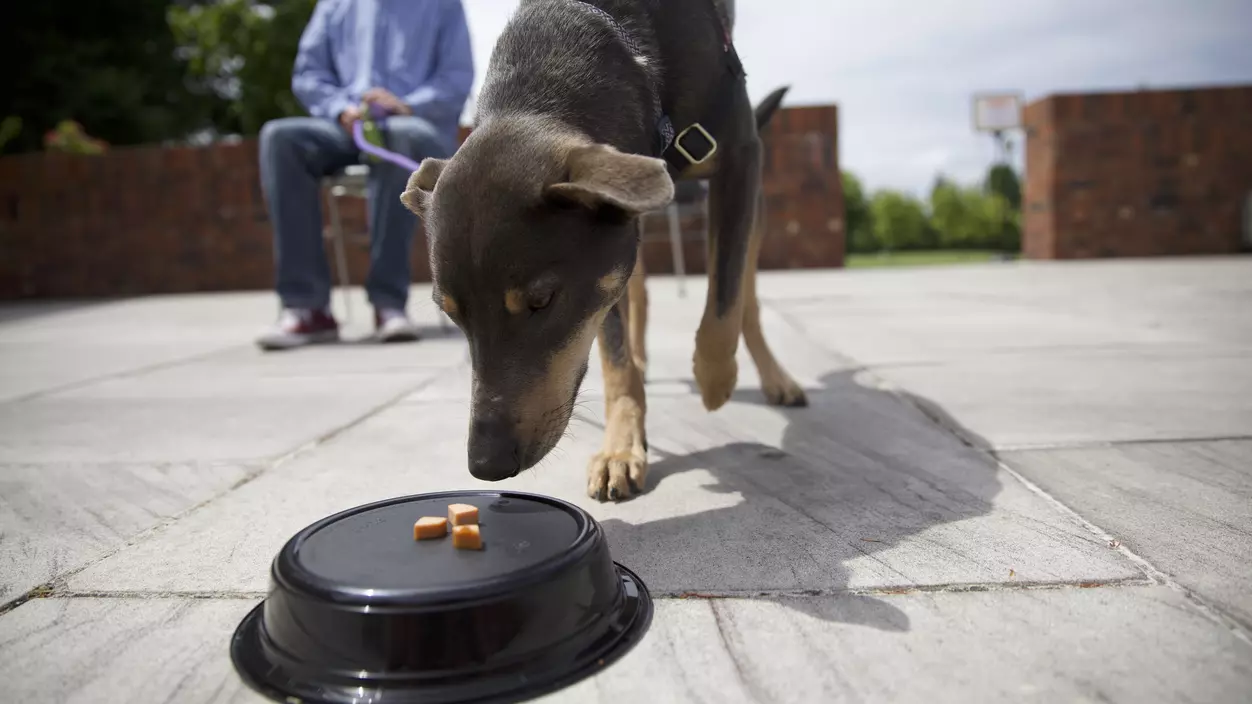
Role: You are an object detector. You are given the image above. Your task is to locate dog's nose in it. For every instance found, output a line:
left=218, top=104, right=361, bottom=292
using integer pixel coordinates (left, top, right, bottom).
left=467, top=414, right=521, bottom=481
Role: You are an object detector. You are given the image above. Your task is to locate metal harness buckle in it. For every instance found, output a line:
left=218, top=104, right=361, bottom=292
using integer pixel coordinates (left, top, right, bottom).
left=673, top=123, right=718, bottom=165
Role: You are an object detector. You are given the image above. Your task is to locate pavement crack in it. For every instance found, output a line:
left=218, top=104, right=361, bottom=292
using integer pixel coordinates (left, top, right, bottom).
left=993, top=461, right=1252, bottom=646
left=996, top=434, right=1252, bottom=453
left=662, top=576, right=1154, bottom=600
left=710, top=600, right=769, bottom=703
left=11, top=578, right=1157, bottom=606
left=0, top=582, right=56, bottom=617
left=47, top=589, right=266, bottom=600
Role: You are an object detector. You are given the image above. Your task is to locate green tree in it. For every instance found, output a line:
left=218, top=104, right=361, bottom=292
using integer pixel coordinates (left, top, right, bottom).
left=930, top=179, right=1019, bottom=251
left=0, top=1, right=211, bottom=155
left=0, top=117, right=20, bottom=152
left=985, top=163, right=1022, bottom=210
left=842, top=171, right=878, bottom=253
left=930, top=179, right=977, bottom=249
left=170, top=0, right=317, bottom=137
left=870, top=190, right=933, bottom=252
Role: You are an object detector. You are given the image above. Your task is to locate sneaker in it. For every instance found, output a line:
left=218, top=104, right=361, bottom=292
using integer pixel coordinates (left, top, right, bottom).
left=375, top=308, right=420, bottom=343
left=256, top=308, right=340, bottom=351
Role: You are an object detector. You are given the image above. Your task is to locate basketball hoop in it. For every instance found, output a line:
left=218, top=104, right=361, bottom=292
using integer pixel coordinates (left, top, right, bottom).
left=971, top=92, right=1024, bottom=256
left=972, top=93, right=1023, bottom=134
left=972, top=92, right=1023, bottom=166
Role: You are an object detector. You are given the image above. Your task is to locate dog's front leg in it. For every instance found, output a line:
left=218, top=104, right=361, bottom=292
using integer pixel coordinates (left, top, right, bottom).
left=693, top=139, right=761, bottom=410
left=587, top=300, right=648, bottom=501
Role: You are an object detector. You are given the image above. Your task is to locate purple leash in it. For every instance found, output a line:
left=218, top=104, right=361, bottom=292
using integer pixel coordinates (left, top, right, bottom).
left=351, top=109, right=424, bottom=173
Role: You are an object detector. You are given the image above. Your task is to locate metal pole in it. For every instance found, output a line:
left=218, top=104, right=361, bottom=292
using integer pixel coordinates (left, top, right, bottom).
left=327, top=186, right=354, bottom=324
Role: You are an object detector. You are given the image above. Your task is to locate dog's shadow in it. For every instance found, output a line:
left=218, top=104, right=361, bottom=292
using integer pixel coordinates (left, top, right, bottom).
left=598, top=369, right=1002, bottom=633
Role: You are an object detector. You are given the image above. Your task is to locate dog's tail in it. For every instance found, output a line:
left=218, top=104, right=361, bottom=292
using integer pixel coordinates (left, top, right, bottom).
left=754, top=85, right=790, bottom=132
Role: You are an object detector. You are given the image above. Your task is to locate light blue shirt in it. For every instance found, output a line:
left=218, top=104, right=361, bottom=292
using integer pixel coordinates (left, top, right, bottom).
left=292, top=0, right=474, bottom=145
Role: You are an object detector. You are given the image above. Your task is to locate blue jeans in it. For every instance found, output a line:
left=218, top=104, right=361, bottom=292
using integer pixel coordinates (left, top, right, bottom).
left=258, top=115, right=452, bottom=312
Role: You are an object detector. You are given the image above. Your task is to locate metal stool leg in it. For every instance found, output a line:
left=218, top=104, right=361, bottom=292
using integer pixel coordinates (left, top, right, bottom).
left=326, top=186, right=354, bottom=325
left=666, top=202, right=687, bottom=298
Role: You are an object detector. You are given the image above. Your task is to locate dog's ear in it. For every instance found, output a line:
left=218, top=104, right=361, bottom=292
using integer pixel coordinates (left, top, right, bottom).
left=400, top=157, right=449, bottom=216
left=545, top=145, right=674, bottom=216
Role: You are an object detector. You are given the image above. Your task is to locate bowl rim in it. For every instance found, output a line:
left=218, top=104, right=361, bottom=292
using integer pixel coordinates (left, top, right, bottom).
left=273, top=490, right=601, bottom=608
left=231, top=562, right=654, bottom=704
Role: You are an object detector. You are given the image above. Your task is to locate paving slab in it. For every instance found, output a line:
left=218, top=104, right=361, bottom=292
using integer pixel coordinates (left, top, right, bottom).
left=1003, top=440, right=1252, bottom=628
left=66, top=362, right=1137, bottom=596
left=0, top=392, right=406, bottom=465
left=0, top=294, right=269, bottom=404
left=870, top=347, right=1252, bottom=448
left=0, top=352, right=461, bottom=464
left=770, top=291, right=1193, bottom=366
left=3, top=587, right=1249, bottom=704
left=757, top=257, right=1252, bottom=317
left=0, top=287, right=454, bottom=403
left=761, top=258, right=1252, bottom=449
left=0, top=461, right=253, bottom=605
left=0, top=597, right=260, bottom=704
left=0, top=341, right=231, bottom=405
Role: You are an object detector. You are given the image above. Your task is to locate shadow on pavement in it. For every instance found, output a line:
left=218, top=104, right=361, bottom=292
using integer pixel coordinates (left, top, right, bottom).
left=600, top=369, right=1003, bottom=633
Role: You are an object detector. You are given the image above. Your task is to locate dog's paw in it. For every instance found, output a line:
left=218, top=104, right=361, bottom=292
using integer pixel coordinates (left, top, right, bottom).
left=762, top=371, right=808, bottom=407
left=587, top=448, right=648, bottom=502
left=693, top=351, right=738, bottom=411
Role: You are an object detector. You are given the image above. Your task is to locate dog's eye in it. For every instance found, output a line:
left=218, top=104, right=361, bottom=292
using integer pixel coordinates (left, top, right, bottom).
left=529, top=290, right=554, bottom=312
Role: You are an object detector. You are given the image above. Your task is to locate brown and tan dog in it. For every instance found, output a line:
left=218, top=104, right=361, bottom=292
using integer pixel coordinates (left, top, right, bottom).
left=400, top=0, right=806, bottom=502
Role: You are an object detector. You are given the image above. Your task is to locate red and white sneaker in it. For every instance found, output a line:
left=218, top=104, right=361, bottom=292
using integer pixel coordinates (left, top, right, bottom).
left=256, top=308, right=340, bottom=351
left=375, top=308, right=420, bottom=343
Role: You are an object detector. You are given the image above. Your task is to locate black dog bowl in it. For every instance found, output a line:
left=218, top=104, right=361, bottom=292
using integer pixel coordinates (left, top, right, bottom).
left=231, top=490, right=652, bottom=704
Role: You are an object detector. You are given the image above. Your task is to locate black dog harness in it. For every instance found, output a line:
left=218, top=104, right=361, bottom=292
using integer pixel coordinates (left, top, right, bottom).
left=572, top=0, right=747, bottom=175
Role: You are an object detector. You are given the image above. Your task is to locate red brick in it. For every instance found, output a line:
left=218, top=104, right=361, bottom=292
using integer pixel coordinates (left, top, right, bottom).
left=1024, top=85, right=1252, bottom=259
left=0, top=106, right=843, bottom=298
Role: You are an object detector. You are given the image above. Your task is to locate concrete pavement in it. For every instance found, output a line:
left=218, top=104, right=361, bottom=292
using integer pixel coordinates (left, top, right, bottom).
left=1, top=257, right=1249, bottom=703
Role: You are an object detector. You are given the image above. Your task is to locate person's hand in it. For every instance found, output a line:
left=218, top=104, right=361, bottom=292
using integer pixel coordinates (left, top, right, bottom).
left=363, top=87, right=412, bottom=116
left=337, top=105, right=362, bottom=133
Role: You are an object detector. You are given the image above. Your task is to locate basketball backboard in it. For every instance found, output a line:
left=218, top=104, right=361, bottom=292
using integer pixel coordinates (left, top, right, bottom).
left=972, top=93, right=1023, bottom=133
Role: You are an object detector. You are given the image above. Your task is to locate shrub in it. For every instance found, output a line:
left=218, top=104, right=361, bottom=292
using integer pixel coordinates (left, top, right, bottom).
left=869, top=190, right=935, bottom=251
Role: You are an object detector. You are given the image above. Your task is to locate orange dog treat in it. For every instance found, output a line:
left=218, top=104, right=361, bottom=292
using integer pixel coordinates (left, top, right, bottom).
left=447, top=503, right=479, bottom=526
left=452, top=524, right=483, bottom=550
left=413, top=516, right=448, bottom=540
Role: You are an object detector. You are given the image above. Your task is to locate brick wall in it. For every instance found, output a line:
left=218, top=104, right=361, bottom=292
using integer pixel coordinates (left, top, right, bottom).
left=0, top=106, right=842, bottom=300
left=1023, top=85, right=1252, bottom=259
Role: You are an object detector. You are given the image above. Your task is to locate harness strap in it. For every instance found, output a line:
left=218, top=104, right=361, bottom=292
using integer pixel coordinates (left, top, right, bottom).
left=572, top=0, right=746, bottom=175
left=656, top=40, right=744, bottom=175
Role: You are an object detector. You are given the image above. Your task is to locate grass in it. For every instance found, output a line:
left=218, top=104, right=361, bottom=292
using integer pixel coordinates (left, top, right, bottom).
left=845, top=250, right=1016, bottom=269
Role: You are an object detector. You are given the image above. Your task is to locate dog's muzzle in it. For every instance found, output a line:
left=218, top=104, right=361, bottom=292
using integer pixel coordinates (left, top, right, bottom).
left=467, top=414, right=522, bottom=481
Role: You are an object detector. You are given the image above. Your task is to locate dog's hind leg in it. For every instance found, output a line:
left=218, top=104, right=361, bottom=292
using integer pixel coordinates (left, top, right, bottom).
left=587, top=293, right=648, bottom=502
left=627, top=247, right=648, bottom=379
left=742, top=193, right=807, bottom=406
left=693, top=138, right=759, bottom=411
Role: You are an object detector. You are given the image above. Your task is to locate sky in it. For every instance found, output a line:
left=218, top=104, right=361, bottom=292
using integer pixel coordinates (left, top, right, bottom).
left=458, top=0, right=1252, bottom=196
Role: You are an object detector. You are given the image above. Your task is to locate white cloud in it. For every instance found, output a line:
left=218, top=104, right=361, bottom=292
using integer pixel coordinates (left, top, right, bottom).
left=461, top=0, right=1252, bottom=194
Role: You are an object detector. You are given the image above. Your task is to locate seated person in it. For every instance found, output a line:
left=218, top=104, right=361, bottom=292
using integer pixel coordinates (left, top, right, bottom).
left=256, top=0, right=473, bottom=350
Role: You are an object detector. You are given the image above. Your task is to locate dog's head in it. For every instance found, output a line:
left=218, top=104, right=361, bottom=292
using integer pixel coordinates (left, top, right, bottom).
left=402, top=119, right=673, bottom=481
